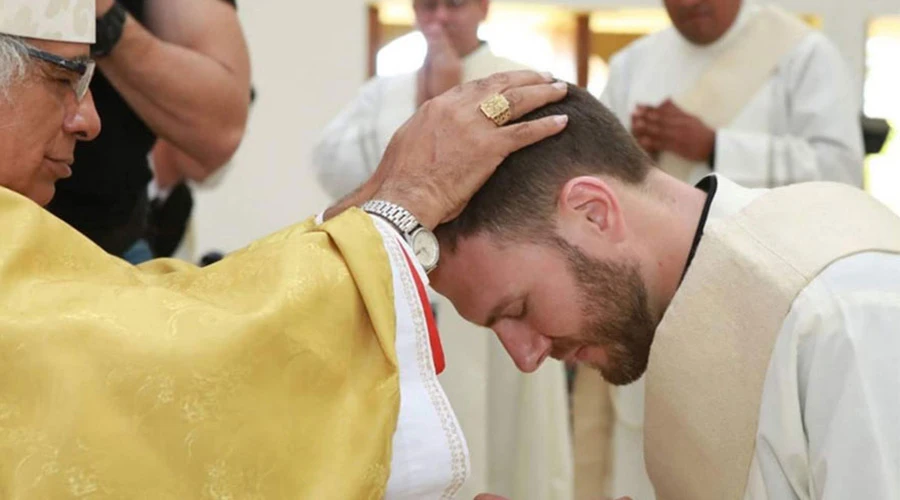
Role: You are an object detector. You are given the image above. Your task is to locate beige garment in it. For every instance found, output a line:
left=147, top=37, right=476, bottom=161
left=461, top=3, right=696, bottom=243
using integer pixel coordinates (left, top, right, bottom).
left=658, top=5, right=810, bottom=181
left=645, top=181, right=900, bottom=500
left=572, top=367, right=612, bottom=500
left=313, top=46, right=574, bottom=500
left=573, top=8, right=814, bottom=498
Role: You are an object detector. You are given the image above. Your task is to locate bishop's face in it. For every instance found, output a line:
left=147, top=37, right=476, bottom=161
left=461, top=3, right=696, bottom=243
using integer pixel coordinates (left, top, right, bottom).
left=0, top=39, right=101, bottom=206
left=431, top=232, right=658, bottom=386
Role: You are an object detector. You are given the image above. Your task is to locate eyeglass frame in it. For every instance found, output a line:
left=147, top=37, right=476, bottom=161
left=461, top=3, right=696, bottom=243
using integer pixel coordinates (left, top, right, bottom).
left=24, top=45, right=96, bottom=102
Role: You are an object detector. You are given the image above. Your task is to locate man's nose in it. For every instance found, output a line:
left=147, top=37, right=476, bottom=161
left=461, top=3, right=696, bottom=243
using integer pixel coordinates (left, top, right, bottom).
left=64, top=90, right=102, bottom=141
left=495, top=326, right=552, bottom=373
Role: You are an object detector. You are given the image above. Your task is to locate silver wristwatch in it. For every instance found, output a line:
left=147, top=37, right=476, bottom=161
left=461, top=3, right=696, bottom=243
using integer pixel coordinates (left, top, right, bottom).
left=362, top=200, right=440, bottom=272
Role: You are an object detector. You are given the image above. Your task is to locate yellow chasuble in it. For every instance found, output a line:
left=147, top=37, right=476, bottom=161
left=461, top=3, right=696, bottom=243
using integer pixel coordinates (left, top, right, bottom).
left=0, top=187, right=402, bottom=498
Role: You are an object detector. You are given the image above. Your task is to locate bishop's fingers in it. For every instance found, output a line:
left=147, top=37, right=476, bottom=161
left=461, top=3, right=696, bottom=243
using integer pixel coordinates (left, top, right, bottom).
left=498, top=81, right=569, bottom=123
left=458, top=70, right=555, bottom=101
left=496, top=114, right=569, bottom=158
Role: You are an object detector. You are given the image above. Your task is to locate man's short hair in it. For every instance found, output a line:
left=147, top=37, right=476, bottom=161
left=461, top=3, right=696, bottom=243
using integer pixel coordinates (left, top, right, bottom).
left=436, top=83, right=653, bottom=249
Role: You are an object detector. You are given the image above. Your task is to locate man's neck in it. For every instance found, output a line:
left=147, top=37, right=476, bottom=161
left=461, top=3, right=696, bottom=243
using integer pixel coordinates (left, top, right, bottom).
left=639, top=170, right=709, bottom=320
left=698, top=0, right=745, bottom=47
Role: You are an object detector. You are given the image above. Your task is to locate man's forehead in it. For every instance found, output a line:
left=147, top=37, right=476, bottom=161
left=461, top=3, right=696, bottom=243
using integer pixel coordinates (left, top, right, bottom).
left=433, top=234, right=535, bottom=299
left=433, top=235, right=498, bottom=289
left=432, top=238, right=506, bottom=325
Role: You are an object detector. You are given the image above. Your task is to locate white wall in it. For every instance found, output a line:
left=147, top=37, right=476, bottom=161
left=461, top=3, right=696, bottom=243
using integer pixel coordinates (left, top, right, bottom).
left=192, top=0, right=897, bottom=255
left=192, top=0, right=366, bottom=254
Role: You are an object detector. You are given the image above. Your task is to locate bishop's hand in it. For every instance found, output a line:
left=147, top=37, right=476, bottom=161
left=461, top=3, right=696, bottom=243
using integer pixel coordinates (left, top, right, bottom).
left=326, top=71, right=569, bottom=228
left=374, top=71, right=568, bottom=228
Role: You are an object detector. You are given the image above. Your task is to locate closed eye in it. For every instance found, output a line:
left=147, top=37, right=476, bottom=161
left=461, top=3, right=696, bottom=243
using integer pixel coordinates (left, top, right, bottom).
left=515, top=302, right=528, bottom=319
left=506, top=299, right=528, bottom=321
left=41, top=63, right=77, bottom=85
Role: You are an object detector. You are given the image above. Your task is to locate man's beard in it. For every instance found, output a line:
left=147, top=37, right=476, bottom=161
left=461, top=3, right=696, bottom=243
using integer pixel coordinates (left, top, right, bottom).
left=551, top=238, right=658, bottom=386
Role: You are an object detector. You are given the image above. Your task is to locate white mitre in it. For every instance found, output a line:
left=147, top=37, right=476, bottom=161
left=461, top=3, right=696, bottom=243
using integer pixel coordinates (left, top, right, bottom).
left=0, top=0, right=95, bottom=43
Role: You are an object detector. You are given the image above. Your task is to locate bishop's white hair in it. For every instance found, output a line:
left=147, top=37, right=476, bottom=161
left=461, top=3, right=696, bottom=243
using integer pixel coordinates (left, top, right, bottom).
left=0, top=35, right=29, bottom=97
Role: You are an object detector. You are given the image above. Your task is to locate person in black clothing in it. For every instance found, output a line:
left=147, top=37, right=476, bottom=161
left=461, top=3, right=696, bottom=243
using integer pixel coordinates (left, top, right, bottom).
left=47, top=0, right=251, bottom=264
left=145, top=76, right=256, bottom=260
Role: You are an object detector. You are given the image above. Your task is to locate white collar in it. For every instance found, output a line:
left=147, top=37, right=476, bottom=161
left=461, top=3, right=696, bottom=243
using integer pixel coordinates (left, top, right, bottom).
left=705, top=174, right=768, bottom=222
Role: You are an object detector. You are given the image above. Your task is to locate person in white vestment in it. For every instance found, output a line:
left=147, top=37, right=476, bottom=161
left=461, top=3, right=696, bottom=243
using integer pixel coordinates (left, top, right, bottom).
left=313, top=1, right=573, bottom=498
left=588, top=1, right=866, bottom=496
left=601, top=0, right=863, bottom=188
left=434, top=86, right=900, bottom=500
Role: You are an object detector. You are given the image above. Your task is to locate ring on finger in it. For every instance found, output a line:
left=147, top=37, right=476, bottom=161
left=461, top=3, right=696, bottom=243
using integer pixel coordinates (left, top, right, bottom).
left=479, top=93, right=512, bottom=127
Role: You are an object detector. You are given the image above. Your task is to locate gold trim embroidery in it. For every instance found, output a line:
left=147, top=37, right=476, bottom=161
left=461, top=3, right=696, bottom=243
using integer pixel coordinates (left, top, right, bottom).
left=380, top=226, right=469, bottom=498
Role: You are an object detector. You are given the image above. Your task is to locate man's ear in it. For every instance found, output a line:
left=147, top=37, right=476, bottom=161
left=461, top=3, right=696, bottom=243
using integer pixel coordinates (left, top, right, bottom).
left=556, top=176, right=626, bottom=243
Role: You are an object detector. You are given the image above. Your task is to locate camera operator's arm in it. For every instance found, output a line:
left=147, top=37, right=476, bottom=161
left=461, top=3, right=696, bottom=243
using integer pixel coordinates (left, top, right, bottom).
left=95, top=0, right=251, bottom=172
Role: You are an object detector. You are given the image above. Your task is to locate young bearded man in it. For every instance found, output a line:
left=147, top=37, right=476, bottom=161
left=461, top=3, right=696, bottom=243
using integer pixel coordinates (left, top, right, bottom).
left=434, top=85, right=900, bottom=500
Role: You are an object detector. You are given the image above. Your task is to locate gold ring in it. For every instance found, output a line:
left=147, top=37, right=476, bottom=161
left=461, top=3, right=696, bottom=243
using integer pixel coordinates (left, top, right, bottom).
left=479, top=93, right=512, bottom=127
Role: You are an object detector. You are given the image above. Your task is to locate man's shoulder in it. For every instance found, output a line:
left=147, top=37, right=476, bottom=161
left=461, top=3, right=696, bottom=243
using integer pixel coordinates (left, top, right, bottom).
left=815, top=252, right=900, bottom=300
left=488, top=53, right=532, bottom=72
left=465, top=47, right=532, bottom=78
left=776, top=27, right=845, bottom=71
left=787, top=252, right=900, bottom=354
left=355, top=71, right=417, bottom=97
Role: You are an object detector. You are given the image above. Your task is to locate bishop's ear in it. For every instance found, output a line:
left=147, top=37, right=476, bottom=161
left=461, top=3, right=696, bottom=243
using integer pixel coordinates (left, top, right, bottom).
left=556, top=176, right=626, bottom=243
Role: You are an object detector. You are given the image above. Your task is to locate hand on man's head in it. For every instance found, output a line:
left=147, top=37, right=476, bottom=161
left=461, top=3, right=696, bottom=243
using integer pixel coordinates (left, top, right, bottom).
left=369, top=71, right=570, bottom=229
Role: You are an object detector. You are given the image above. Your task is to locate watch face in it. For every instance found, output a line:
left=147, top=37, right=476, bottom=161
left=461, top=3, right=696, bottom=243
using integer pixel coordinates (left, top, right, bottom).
left=411, top=228, right=440, bottom=270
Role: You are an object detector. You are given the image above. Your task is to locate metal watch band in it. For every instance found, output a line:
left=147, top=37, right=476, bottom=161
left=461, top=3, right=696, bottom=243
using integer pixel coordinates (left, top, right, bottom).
left=360, top=200, right=421, bottom=236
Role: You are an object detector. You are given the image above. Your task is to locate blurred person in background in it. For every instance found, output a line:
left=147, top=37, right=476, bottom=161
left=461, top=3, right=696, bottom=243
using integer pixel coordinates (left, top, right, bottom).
left=145, top=84, right=257, bottom=262
left=314, top=2, right=573, bottom=498
left=46, top=0, right=251, bottom=264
